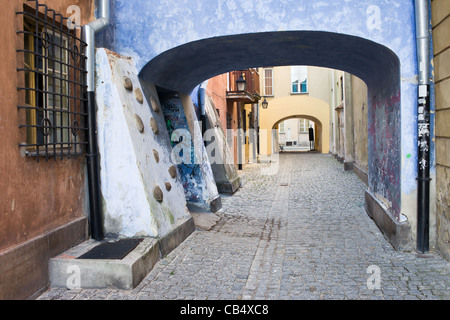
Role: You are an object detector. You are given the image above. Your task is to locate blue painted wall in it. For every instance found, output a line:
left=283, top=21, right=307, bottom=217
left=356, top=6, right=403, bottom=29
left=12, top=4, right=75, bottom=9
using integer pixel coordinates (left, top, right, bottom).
left=96, top=0, right=434, bottom=221
left=158, top=91, right=207, bottom=206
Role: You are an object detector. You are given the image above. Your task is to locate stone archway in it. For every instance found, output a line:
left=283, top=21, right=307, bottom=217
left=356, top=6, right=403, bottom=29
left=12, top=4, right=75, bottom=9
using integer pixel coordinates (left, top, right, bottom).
left=140, top=31, right=402, bottom=216
left=136, top=30, right=410, bottom=248
left=272, top=115, right=325, bottom=154
left=258, top=95, right=330, bottom=156
left=97, top=28, right=413, bottom=249
left=99, top=0, right=423, bottom=249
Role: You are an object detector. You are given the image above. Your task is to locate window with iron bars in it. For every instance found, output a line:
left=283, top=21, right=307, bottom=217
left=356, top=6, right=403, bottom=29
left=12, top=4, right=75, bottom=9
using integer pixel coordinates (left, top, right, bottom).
left=17, top=0, right=88, bottom=162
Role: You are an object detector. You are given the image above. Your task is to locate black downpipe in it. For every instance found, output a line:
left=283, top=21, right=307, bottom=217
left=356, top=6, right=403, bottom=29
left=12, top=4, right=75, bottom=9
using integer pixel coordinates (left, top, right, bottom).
left=417, top=84, right=431, bottom=253
left=85, top=91, right=104, bottom=240
left=198, top=86, right=207, bottom=139
left=237, top=102, right=243, bottom=170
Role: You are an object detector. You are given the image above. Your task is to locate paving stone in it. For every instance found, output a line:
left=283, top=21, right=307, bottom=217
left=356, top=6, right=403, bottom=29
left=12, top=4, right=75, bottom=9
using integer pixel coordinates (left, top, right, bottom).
left=38, top=153, right=450, bottom=300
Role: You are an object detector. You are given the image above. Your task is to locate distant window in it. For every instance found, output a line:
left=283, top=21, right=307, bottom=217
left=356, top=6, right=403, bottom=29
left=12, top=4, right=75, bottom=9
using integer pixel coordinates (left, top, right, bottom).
left=291, top=66, right=308, bottom=94
left=299, top=119, right=310, bottom=133
left=279, top=121, right=285, bottom=133
left=264, top=68, right=273, bottom=96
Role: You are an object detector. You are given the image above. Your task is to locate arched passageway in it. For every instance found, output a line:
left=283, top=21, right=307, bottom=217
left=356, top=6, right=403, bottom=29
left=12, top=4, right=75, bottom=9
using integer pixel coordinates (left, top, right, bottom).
left=140, top=31, right=398, bottom=95
left=258, top=94, right=330, bottom=155
left=272, top=115, right=324, bottom=154
left=140, top=31, right=402, bottom=220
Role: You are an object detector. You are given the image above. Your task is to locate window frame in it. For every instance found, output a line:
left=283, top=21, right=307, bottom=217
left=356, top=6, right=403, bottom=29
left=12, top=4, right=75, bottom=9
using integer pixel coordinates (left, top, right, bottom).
left=42, top=28, right=71, bottom=147
left=17, top=2, right=88, bottom=162
left=299, top=119, right=310, bottom=133
left=278, top=121, right=285, bottom=134
left=264, top=68, right=274, bottom=97
left=291, top=66, right=308, bottom=94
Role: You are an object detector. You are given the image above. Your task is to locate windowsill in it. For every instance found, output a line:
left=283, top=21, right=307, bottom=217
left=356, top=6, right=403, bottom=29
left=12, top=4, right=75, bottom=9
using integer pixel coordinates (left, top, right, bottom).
left=290, top=92, right=309, bottom=95
left=22, top=145, right=84, bottom=158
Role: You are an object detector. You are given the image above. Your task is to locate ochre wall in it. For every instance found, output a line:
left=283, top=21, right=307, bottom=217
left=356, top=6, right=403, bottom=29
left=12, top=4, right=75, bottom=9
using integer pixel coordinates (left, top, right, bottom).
left=351, top=75, right=369, bottom=173
left=431, top=0, right=450, bottom=260
left=0, top=0, right=94, bottom=299
left=259, top=95, right=330, bottom=155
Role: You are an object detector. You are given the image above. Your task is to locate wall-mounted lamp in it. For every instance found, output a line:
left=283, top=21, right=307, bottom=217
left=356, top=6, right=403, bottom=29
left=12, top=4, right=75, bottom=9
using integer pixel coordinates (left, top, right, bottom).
left=262, top=97, right=268, bottom=109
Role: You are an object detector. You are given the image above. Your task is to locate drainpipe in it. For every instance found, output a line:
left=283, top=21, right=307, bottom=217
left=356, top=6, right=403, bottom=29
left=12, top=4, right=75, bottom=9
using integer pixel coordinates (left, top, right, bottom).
left=331, top=71, right=336, bottom=154
left=83, top=0, right=110, bottom=240
left=237, top=102, right=243, bottom=170
left=198, top=82, right=207, bottom=138
left=414, top=0, right=431, bottom=254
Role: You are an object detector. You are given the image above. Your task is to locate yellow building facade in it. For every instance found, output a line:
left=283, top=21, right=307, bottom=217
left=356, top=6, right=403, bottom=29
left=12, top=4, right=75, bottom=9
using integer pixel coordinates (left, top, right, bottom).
left=258, top=66, right=331, bottom=156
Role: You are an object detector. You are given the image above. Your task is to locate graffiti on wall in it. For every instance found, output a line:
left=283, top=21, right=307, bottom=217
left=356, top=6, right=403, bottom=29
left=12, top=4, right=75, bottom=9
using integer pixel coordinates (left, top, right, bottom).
left=417, top=84, right=430, bottom=171
left=368, top=89, right=401, bottom=217
left=159, top=92, right=207, bottom=205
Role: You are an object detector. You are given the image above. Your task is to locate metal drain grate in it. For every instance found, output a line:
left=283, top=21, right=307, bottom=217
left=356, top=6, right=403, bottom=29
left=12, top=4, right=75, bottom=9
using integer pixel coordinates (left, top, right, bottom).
left=77, top=238, right=143, bottom=260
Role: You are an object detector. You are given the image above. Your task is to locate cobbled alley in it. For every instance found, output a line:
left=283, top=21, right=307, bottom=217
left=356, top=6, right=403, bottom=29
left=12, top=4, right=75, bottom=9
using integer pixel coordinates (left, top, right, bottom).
left=38, top=153, right=450, bottom=300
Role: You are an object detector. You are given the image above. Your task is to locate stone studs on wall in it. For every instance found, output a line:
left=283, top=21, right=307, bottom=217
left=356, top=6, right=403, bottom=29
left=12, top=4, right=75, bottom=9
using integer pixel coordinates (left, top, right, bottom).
left=123, top=76, right=133, bottom=91
left=150, top=117, right=159, bottom=135
left=134, top=88, right=144, bottom=104
left=150, top=95, right=160, bottom=113
left=135, top=114, right=144, bottom=133
left=153, top=149, right=159, bottom=163
left=153, top=185, right=163, bottom=202
left=168, top=165, right=177, bottom=179
left=123, top=75, right=175, bottom=203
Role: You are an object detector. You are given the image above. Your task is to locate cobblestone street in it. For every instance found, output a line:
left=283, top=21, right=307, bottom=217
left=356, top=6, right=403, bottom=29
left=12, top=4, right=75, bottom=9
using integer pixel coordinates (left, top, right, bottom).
left=38, top=153, right=450, bottom=300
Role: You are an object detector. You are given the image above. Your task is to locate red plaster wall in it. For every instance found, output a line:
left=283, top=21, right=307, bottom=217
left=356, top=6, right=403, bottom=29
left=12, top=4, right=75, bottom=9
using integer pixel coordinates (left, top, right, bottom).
left=206, top=74, right=239, bottom=166
left=0, top=0, right=93, bottom=253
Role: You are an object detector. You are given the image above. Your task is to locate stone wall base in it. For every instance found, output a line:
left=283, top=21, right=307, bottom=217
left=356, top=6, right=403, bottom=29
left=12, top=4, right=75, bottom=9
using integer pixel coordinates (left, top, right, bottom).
left=216, top=176, right=241, bottom=195
left=353, top=163, right=369, bottom=186
left=0, top=217, right=88, bottom=299
left=365, top=191, right=413, bottom=251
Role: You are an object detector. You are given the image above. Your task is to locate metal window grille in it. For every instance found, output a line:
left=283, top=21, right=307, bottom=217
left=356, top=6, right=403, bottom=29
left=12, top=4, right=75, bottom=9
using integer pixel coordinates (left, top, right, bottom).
left=16, top=0, right=88, bottom=162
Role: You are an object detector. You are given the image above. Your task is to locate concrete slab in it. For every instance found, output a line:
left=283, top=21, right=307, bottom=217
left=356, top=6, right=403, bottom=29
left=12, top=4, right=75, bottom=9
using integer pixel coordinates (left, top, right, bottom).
left=49, top=238, right=159, bottom=290
left=187, top=203, right=220, bottom=231
left=49, top=215, right=196, bottom=290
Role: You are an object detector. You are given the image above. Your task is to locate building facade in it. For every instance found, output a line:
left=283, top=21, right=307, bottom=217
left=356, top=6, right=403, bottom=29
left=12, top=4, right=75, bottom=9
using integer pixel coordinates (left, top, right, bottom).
left=258, top=66, right=331, bottom=156
left=431, top=0, right=450, bottom=260
left=0, top=0, right=94, bottom=299
left=206, top=69, right=261, bottom=171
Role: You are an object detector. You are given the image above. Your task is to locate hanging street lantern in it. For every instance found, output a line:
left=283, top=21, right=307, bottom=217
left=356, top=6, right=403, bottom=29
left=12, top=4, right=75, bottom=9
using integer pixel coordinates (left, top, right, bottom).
left=262, top=97, right=268, bottom=109
left=236, top=73, right=247, bottom=92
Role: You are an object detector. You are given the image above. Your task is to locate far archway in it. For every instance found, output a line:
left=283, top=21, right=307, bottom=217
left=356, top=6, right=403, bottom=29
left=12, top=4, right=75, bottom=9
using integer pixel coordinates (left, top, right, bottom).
left=259, top=95, right=330, bottom=156
left=272, top=115, right=324, bottom=154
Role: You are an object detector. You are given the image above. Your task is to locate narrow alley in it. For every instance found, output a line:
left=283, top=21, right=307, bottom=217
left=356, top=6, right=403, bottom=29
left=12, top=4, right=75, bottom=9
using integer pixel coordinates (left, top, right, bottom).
left=38, top=153, right=450, bottom=300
